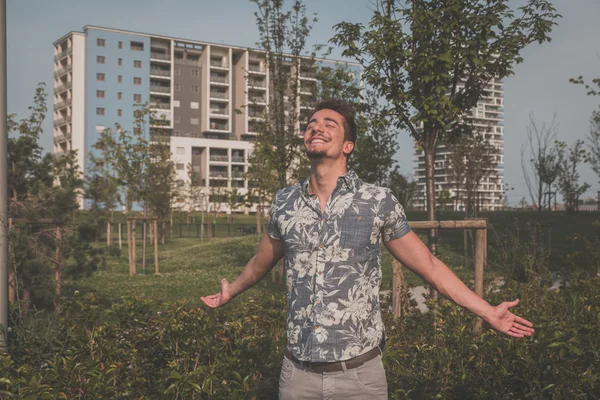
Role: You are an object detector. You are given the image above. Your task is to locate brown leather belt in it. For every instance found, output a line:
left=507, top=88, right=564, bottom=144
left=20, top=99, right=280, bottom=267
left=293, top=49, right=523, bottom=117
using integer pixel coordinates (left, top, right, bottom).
left=284, top=346, right=381, bottom=373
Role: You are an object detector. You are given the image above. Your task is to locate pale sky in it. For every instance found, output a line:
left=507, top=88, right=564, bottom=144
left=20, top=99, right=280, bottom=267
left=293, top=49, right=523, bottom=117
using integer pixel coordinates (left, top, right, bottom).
left=7, top=0, right=600, bottom=204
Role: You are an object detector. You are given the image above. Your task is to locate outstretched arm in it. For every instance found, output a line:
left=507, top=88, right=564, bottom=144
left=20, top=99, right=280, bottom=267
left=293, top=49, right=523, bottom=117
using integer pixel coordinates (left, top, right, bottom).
left=384, top=231, right=534, bottom=338
left=201, top=233, right=285, bottom=308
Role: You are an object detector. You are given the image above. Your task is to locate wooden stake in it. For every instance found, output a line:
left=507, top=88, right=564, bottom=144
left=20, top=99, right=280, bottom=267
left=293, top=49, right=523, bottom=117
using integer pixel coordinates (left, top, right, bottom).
left=118, top=222, right=122, bottom=249
left=392, top=259, right=402, bottom=319
left=127, top=220, right=133, bottom=277
left=132, top=221, right=137, bottom=275
left=154, top=220, right=159, bottom=275
left=55, top=226, right=62, bottom=310
left=474, top=228, right=485, bottom=333
left=106, top=222, right=111, bottom=247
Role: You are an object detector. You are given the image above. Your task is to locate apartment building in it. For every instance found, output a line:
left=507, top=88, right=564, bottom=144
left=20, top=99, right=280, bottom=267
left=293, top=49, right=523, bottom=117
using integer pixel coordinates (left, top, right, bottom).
left=412, top=78, right=505, bottom=211
left=52, top=26, right=360, bottom=212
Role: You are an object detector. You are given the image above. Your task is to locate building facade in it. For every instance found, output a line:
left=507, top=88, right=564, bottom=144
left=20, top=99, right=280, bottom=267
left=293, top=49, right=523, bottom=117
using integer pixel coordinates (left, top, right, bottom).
left=52, top=26, right=359, bottom=212
left=412, top=77, right=505, bottom=211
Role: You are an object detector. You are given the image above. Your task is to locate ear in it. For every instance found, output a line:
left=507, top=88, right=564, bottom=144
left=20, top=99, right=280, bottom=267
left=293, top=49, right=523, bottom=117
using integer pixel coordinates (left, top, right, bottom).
left=343, top=141, right=354, bottom=156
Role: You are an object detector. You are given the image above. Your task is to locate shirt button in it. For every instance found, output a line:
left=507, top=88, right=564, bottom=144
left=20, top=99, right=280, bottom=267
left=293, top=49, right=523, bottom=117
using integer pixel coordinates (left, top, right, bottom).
left=316, top=299, right=321, bottom=304
left=318, top=271, right=322, bottom=275
left=321, top=218, right=326, bottom=223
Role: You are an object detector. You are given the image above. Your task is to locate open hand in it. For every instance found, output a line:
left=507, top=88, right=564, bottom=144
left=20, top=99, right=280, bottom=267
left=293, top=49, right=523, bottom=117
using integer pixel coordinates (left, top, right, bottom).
left=484, top=299, right=534, bottom=338
left=200, top=279, right=233, bottom=308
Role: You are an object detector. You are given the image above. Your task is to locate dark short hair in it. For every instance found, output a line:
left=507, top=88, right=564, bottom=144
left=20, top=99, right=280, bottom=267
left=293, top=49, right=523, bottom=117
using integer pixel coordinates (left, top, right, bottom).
left=312, top=99, right=357, bottom=144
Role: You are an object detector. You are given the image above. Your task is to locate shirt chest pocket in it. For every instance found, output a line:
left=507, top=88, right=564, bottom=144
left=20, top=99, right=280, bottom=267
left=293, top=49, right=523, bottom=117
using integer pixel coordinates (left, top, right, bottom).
left=339, top=214, right=379, bottom=248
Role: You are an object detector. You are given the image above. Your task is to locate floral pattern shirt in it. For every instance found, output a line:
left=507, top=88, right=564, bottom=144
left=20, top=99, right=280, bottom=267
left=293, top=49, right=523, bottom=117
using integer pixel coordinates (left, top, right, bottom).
left=266, top=170, right=411, bottom=362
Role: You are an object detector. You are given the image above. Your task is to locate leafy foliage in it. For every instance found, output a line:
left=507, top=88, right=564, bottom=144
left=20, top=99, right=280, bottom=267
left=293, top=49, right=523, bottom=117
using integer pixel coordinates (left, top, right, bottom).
left=555, top=140, right=590, bottom=213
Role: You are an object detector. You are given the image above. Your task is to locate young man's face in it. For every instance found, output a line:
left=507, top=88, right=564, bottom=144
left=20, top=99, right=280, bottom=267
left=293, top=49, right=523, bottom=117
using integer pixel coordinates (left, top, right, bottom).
left=304, top=109, right=354, bottom=161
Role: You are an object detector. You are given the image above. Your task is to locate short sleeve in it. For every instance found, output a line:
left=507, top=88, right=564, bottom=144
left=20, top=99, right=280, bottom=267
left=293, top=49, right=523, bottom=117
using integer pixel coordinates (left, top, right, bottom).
left=265, top=191, right=283, bottom=241
left=382, top=190, right=411, bottom=242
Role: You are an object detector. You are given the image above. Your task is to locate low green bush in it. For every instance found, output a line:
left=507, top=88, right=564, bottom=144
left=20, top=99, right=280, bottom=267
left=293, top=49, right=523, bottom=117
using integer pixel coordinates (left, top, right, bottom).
left=1, top=276, right=599, bottom=399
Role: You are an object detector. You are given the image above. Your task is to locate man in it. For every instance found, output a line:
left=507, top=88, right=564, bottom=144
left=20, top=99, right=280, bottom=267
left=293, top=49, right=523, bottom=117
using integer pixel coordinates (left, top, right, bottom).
left=201, top=99, right=534, bottom=399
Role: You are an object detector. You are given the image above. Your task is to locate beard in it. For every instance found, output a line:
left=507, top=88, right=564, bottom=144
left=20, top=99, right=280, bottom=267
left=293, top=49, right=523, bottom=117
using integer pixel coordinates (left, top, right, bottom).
left=305, top=148, right=328, bottom=160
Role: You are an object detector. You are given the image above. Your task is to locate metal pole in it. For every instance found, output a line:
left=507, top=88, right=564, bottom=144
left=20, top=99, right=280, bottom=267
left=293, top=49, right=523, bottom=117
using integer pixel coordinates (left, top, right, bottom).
left=0, top=0, right=8, bottom=346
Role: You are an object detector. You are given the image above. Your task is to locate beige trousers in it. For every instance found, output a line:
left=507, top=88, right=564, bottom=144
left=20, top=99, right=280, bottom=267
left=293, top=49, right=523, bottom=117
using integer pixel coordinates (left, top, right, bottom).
left=279, top=354, right=388, bottom=400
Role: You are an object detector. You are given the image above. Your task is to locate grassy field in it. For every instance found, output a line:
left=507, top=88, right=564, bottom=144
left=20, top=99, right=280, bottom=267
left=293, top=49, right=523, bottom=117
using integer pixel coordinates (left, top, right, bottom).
left=68, top=210, right=600, bottom=306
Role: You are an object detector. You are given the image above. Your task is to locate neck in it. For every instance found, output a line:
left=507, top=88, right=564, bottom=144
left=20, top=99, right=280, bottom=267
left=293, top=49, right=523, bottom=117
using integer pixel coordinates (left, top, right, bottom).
left=308, top=157, right=348, bottom=199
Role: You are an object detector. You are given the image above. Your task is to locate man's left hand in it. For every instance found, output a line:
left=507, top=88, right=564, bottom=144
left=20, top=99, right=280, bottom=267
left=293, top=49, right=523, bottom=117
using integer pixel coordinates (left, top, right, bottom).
left=484, top=299, right=534, bottom=338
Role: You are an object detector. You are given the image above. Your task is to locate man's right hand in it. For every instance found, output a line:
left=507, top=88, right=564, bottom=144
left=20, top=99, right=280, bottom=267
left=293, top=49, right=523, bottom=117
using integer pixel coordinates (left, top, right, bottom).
left=201, top=278, right=233, bottom=308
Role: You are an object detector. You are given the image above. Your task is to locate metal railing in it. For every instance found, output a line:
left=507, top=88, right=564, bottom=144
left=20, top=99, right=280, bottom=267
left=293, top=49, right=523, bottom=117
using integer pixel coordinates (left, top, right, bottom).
left=150, top=52, right=170, bottom=61
left=231, top=172, right=245, bottom=178
left=300, top=71, right=316, bottom=79
left=249, top=96, right=266, bottom=103
left=54, top=48, right=72, bottom=61
left=210, top=75, right=228, bottom=83
left=150, top=85, right=170, bottom=93
left=248, top=110, right=264, bottom=118
left=150, top=68, right=170, bottom=77
left=231, top=156, right=245, bottom=163
left=209, top=91, right=228, bottom=99
left=209, top=155, right=229, bottom=162
left=150, top=103, right=170, bottom=110
left=210, top=108, right=228, bottom=115
left=54, top=98, right=71, bottom=110
left=248, top=80, right=266, bottom=88
left=209, top=171, right=229, bottom=178
left=248, top=64, right=264, bottom=73
left=210, top=60, right=227, bottom=68
left=53, top=118, right=67, bottom=127
left=55, top=81, right=72, bottom=93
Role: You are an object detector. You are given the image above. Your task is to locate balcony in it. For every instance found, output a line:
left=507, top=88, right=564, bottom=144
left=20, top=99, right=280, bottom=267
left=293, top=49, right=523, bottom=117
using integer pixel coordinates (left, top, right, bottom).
left=300, top=71, right=317, bottom=80
left=248, top=64, right=265, bottom=73
left=55, top=81, right=72, bottom=94
left=53, top=117, right=67, bottom=127
left=54, top=47, right=72, bottom=61
left=210, top=75, right=228, bottom=84
left=209, top=171, right=229, bottom=178
left=209, top=155, right=228, bottom=162
left=248, top=110, right=265, bottom=118
left=54, top=65, right=71, bottom=77
left=53, top=133, right=71, bottom=143
left=249, top=95, right=266, bottom=104
left=210, top=108, right=228, bottom=116
left=54, top=98, right=72, bottom=110
left=209, top=91, right=228, bottom=99
left=231, top=171, right=245, bottom=179
left=210, top=59, right=228, bottom=69
left=176, top=57, right=200, bottom=66
left=150, top=68, right=171, bottom=78
left=150, top=52, right=171, bottom=62
left=150, top=103, right=170, bottom=110
left=231, top=155, right=245, bottom=163
left=248, top=79, right=266, bottom=88
left=150, top=85, right=171, bottom=95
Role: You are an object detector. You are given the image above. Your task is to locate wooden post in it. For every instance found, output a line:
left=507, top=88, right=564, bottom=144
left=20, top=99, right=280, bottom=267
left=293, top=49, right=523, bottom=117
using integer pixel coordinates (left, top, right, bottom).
left=8, top=217, right=16, bottom=305
left=463, top=229, right=468, bottom=268
left=106, top=222, right=111, bottom=247
left=154, top=220, right=159, bottom=275
left=118, top=222, right=122, bottom=249
left=132, top=221, right=137, bottom=275
left=127, top=220, right=133, bottom=277
left=392, top=259, right=402, bottom=319
left=474, top=228, right=485, bottom=333
left=142, top=221, right=147, bottom=274
left=55, top=226, right=62, bottom=310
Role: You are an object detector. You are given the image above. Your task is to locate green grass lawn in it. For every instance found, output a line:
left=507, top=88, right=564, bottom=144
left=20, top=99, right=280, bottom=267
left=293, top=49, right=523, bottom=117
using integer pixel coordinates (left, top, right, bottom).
left=68, top=210, right=600, bottom=305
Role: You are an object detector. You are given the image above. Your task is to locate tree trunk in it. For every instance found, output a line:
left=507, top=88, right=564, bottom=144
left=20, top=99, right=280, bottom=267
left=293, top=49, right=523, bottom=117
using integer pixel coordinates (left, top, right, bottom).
left=161, top=221, right=166, bottom=245
left=142, top=208, right=147, bottom=274
left=424, top=144, right=439, bottom=299
left=256, top=204, right=262, bottom=235
left=55, top=226, right=62, bottom=311
left=8, top=218, right=16, bottom=305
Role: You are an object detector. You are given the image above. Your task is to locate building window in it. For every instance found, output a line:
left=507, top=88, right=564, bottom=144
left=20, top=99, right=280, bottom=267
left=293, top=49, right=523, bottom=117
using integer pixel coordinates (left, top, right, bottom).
left=173, top=100, right=180, bottom=107
left=96, top=107, right=105, bottom=116
left=118, top=58, right=123, bottom=66
left=174, top=83, right=180, bottom=92
left=134, top=60, right=142, bottom=68
left=118, top=41, right=123, bottom=49
left=190, top=101, right=199, bottom=109
left=97, top=55, right=105, bottom=64
left=118, top=75, right=123, bottom=83
left=191, top=85, right=199, bottom=93
left=134, top=77, right=142, bottom=85
left=175, top=67, right=180, bottom=76
left=118, top=92, right=122, bottom=100
left=134, top=94, right=142, bottom=102
left=176, top=146, right=184, bottom=155
left=176, top=163, right=184, bottom=170
left=130, top=41, right=144, bottom=51
left=191, top=69, right=199, bottom=77
left=117, top=109, right=122, bottom=117
left=96, top=90, right=105, bottom=98
left=190, top=118, right=199, bottom=125
left=96, top=73, right=105, bottom=81
left=174, top=116, right=181, bottom=124
left=97, top=38, right=105, bottom=47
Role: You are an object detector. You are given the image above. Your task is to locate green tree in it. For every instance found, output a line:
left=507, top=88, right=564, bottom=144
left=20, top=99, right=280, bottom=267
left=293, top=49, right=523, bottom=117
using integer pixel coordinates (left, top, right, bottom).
left=332, top=0, right=560, bottom=254
left=520, top=114, right=561, bottom=211
left=387, top=169, right=418, bottom=210
left=555, top=140, right=590, bottom=213
left=586, top=109, right=600, bottom=184
left=249, top=0, right=319, bottom=189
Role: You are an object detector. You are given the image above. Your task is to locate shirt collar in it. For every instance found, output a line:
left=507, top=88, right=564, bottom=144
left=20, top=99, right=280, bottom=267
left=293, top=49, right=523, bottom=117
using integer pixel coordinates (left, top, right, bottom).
left=301, top=169, right=359, bottom=197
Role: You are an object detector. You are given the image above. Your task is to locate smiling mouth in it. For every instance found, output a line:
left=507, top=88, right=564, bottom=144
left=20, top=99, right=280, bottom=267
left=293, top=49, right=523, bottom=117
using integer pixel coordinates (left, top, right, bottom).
left=308, top=137, right=329, bottom=144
